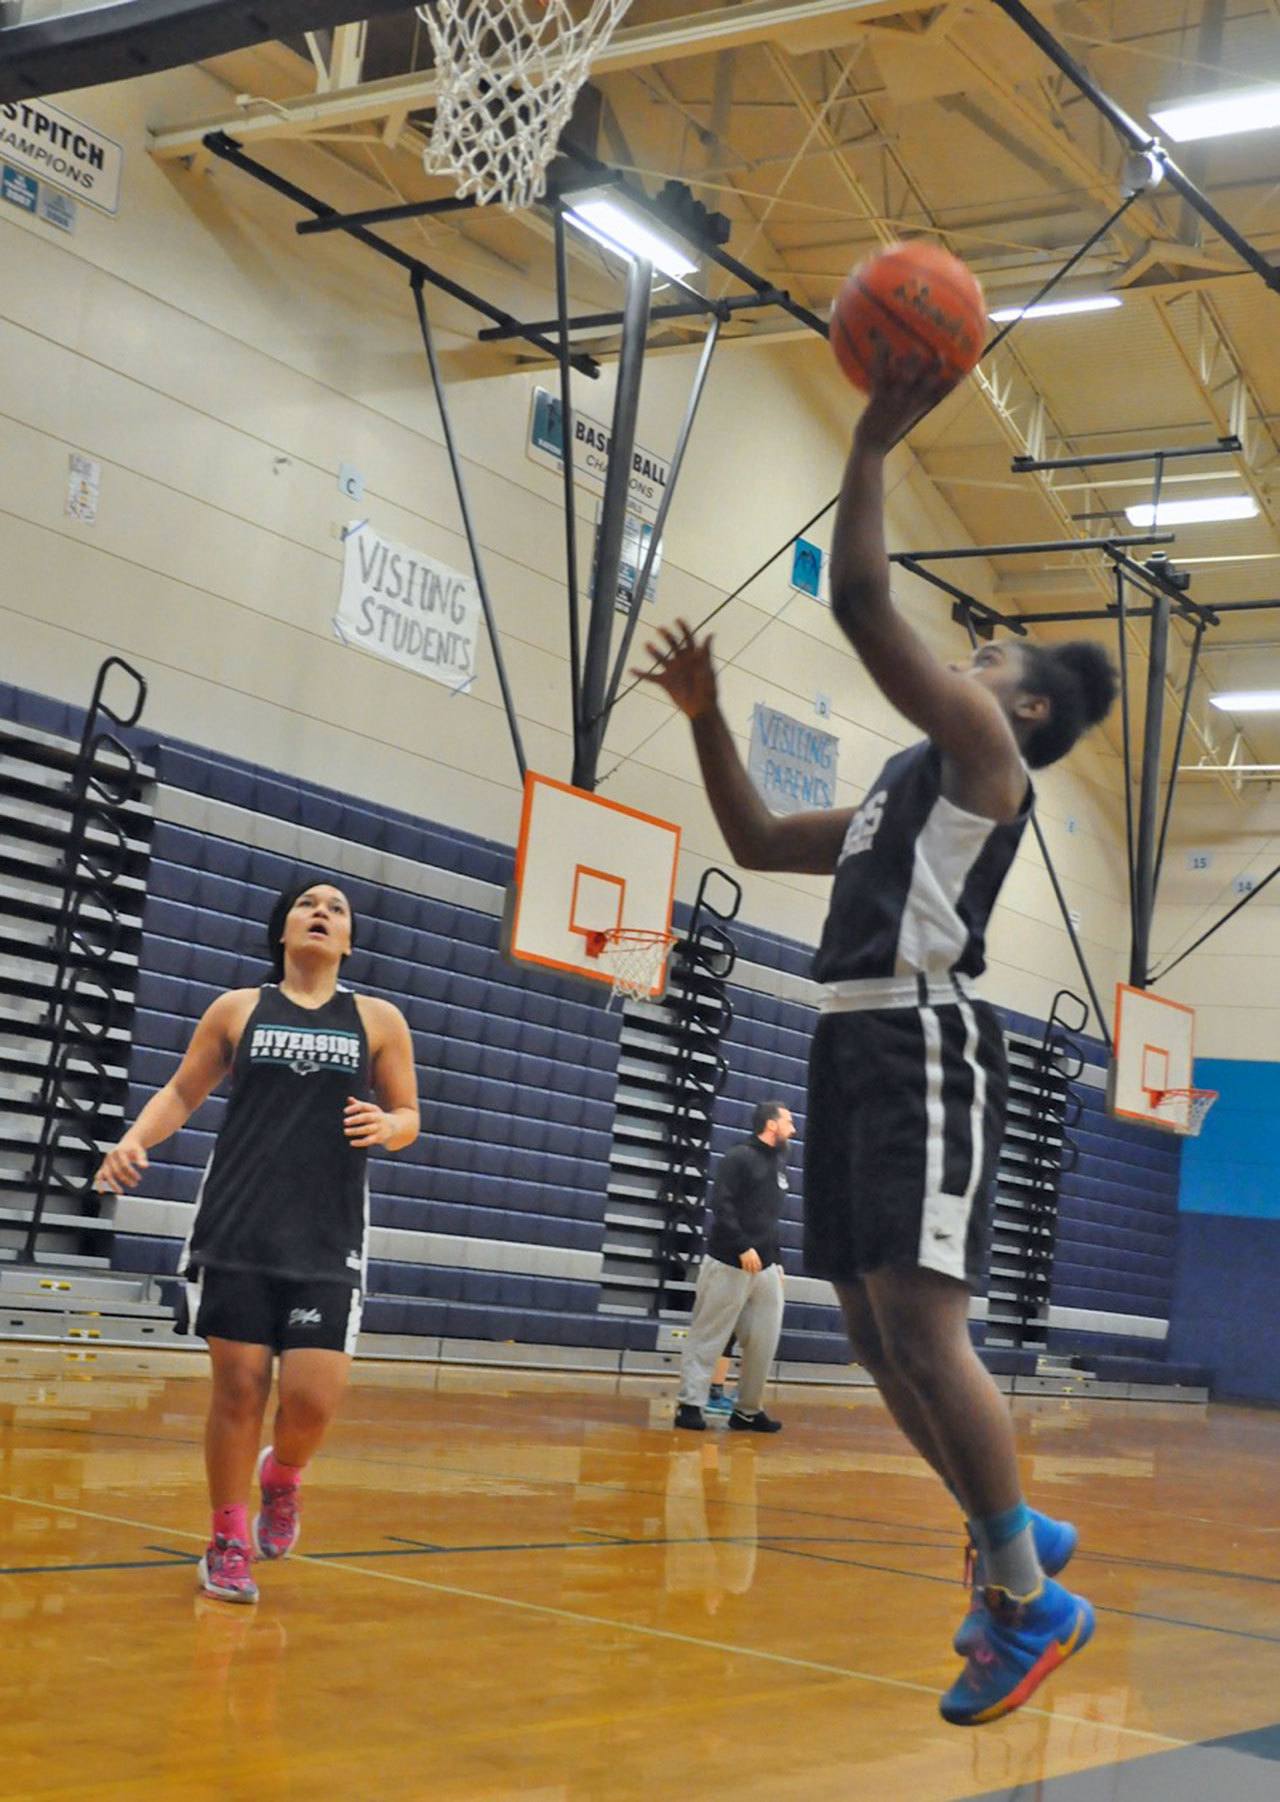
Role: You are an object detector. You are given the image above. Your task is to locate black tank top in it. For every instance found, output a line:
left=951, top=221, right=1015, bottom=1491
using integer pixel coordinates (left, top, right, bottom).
left=812, top=741, right=1031, bottom=985
left=184, top=985, right=372, bottom=1286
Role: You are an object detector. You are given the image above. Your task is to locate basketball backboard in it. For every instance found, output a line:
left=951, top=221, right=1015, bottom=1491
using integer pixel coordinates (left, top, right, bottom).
left=505, top=772, right=681, bottom=997
left=1108, top=983, right=1196, bottom=1133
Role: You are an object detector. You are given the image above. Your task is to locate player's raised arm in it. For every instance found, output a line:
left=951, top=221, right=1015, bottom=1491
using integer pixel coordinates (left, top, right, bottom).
left=633, top=623, right=851, bottom=875
left=829, top=362, right=1028, bottom=822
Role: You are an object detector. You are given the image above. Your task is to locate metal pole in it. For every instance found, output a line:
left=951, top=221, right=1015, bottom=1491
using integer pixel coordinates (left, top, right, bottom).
left=573, top=257, right=652, bottom=789
left=1109, top=551, right=1217, bottom=625
left=204, top=133, right=599, bottom=377
left=987, top=0, right=1280, bottom=295
left=553, top=207, right=585, bottom=776
left=555, top=144, right=829, bottom=336
left=477, top=290, right=780, bottom=341
left=894, top=557, right=1021, bottom=636
left=411, top=274, right=527, bottom=784
left=1152, top=622, right=1204, bottom=907
left=1012, top=438, right=1240, bottom=474
left=1114, top=565, right=1138, bottom=961
left=892, top=533, right=1173, bottom=561
left=1150, top=452, right=1166, bottom=520
left=598, top=316, right=721, bottom=727
left=1130, top=593, right=1170, bottom=986
left=298, top=194, right=483, bottom=232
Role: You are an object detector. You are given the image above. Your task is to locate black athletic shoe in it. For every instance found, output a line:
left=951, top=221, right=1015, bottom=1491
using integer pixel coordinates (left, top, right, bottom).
left=729, top=1409, right=783, bottom=1433
left=673, top=1403, right=706, bottom=1431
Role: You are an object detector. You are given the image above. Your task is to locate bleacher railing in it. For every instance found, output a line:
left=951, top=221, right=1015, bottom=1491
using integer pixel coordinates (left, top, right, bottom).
left=655, top=867, right=742, bottom=1312
left=1003, top=987, right=1086, bottom=1350
left=21, top=658, right=148, bottom=1264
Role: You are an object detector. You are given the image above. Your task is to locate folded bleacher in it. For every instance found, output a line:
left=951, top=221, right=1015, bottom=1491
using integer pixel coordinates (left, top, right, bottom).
left=0, top=675, right=1209, bottom=1393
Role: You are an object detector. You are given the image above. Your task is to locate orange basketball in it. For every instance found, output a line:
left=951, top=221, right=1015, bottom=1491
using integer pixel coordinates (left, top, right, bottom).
left=829, top=242, right=987, bottom=393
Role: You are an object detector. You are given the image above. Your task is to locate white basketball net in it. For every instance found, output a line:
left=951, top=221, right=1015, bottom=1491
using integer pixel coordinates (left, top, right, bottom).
left=1148, top=1087, right=1219, bottom=1137
left=416, top=0, right=634, bottom=211
left=597, top=929, right=675, bottom=1005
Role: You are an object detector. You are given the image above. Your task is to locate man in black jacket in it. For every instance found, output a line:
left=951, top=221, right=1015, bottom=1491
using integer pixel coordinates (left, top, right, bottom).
left=674, top=1101, right=795, bottom=1433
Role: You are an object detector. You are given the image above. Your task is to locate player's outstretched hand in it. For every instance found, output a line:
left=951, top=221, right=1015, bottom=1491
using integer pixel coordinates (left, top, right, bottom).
left=95, top=1136, right=149, bottom=1195
left=344, top=1097, right=394, bottom=1148
left=632, top=619, right=717, bottom=720
left=855, top=349, right=956, bottom=455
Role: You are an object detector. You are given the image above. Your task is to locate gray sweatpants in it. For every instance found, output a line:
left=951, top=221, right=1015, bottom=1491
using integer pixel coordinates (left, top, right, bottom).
left=676, top=1256, right=785, bottom=1414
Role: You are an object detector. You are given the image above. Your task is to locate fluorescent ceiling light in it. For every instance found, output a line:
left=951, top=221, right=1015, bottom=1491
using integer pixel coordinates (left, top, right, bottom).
left=563, top=194, right=698, bottom=281
left=1125, top=495, right=1260, bottom=527
left=1152, top=84, right=1280, bottom=143
left=988, top=296, right=1121, bottom=322
left=1209, top=691, right=1280, bottom=713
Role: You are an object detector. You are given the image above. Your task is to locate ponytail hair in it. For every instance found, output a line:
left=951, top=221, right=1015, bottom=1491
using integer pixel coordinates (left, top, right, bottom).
left=1020, top=641, right=1117, bottom=768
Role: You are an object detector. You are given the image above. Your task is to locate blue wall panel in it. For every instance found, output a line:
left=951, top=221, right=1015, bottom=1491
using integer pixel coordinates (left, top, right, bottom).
left=1170, top=1058, right=1280, bottom=1402
left=0, top=675, right=1194, bottom=1369
left=1179, top=1057, right=1280, bottom=1219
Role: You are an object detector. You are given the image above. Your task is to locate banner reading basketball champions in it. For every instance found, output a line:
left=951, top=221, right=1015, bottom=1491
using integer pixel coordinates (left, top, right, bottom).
left=334, top=524, right=482, bottom=690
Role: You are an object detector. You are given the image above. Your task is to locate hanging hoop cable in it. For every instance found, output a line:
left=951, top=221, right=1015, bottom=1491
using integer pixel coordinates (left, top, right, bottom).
left=1148, top=861, right=1280, bottom=987
left=982, top=191, right=1140, bottom=360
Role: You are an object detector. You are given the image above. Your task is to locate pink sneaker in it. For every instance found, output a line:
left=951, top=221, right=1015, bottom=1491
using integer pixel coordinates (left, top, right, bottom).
left=253, top=1445, right=301, bottom=1561
left=197, top=1534, right=259, bottom=1605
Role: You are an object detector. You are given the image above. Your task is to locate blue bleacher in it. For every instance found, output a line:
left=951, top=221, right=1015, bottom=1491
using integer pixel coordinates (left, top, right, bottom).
left=0, top=669, right=1193, bottom=1382
left=113, top=768, right=623, bottom=1341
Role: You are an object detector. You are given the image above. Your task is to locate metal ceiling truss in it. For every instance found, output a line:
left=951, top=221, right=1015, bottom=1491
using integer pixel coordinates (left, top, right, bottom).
left=147, top=0, right=940, bottom=160
left=154, top=0, right=1280, bottom=1013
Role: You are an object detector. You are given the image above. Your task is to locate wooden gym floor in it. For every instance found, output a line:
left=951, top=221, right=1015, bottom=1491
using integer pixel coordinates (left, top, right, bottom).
left=2, top=1344, right=1279, bottom=1801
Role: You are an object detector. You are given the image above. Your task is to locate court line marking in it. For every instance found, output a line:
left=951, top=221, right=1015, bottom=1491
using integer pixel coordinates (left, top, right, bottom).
left=25, top=1421, right=1280, bottom=1595
left=0, top=1488, right=1188, bottom=1749
left=9, top=1421, right=1006, bottom=1542
left=8, top=1523, right=1279, bottom=1652
left=760, top=1545, right=1280, bottom=1648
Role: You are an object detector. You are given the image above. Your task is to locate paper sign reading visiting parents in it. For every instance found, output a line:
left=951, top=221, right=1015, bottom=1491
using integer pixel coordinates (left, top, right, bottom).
left=336, top=525, right=481, bottom=691
left=747, top=703, right=839, bottom=815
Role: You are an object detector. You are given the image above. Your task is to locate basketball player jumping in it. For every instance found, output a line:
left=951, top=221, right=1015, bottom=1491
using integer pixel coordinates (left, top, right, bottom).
left=96, top=878, right=420, bottom=1604
left=638, top=357, right=1116, bottom=1725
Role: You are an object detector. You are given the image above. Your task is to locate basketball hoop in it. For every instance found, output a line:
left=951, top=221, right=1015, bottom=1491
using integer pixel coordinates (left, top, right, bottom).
left=415, top=0, right=635, bottom=210
left=587, top=926, right=675, bottom=1005
left=1144, top=1086, right=1219, bottom=1137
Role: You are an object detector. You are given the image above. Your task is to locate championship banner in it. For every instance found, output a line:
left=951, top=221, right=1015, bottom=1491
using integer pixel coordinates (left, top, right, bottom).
left=527, top=386, right=670, bottom=522
left=335, top=525, right=481, bottom=691
left=0, top=99, right=122, bottom=215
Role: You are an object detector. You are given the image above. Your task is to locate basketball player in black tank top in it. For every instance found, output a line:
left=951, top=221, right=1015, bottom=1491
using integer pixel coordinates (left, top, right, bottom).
left=639, top=358, right=1117, bottom=1725
left=96, top=879, right=420, bottom=1604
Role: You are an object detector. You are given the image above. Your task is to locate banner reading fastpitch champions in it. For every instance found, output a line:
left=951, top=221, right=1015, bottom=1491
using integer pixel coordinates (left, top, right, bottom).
left=335, top=525, right=482, bottom=691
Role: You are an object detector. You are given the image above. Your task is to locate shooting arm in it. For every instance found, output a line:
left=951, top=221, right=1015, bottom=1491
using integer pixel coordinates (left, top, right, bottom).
left=829, top=379, right=1025, bottom=815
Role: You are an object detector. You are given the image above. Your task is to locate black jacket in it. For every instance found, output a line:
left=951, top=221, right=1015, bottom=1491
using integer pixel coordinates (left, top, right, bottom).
left=706, top=1136, right=788, bottom=1270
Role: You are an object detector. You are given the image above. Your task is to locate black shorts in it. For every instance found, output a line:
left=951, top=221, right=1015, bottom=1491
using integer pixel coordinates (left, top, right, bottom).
left=802, top=996, right=1008, bottom=1293
left=177, top=1266, right=364, bottom=1355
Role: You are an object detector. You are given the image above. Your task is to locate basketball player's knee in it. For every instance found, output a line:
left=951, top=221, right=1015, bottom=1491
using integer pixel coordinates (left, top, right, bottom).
left=279, top=1386, right=334, bottom=1437
left=876, top=1320, right=946, bottom=1391
left=844, top=1317, right=886, bottom=1374
left=834, top=1290, right=886, bottom=1373
left=213, top=1362, right=272, bottom=1420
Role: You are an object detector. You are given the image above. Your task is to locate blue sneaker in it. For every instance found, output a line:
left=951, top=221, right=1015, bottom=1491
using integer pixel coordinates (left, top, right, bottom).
left=955, top=1510, right=1078, bottom=1654
left=705, top=1390, right=734, bottom=1416
left=941, top=1578, right=1094, bottom=1727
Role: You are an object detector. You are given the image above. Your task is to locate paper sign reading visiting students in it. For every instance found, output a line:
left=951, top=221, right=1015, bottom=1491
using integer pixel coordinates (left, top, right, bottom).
left=336, top=525, right=481, bottom=691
